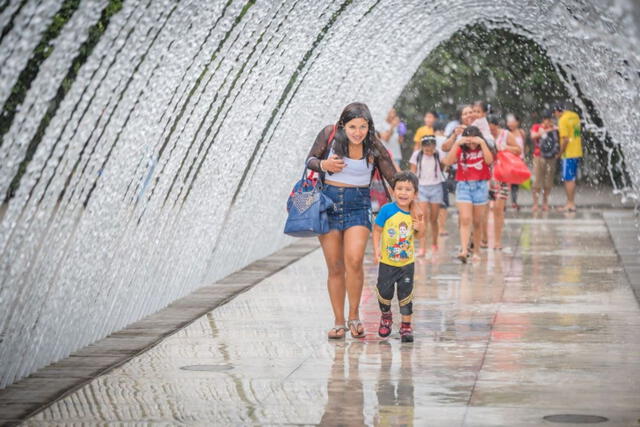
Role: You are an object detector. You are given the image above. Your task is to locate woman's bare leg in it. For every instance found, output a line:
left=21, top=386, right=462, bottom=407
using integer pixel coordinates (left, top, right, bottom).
left=493, top=198, right=506, bottom=249
left=319, top=231, right=346, bottom=336
left=429, top=202, right=440, bottom=247
left=472, top=204, right=487, bottom=260
left=457, top=202, right=473, bottom=257
left=343, top=226, right=370, bottom=333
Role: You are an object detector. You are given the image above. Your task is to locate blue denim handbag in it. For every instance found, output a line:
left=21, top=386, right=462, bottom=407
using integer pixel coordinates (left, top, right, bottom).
left=284, top=167, right=334, bottom=237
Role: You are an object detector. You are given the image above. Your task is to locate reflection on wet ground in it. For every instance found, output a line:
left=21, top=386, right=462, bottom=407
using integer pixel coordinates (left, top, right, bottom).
left=25, top=210, right=640, bottom=426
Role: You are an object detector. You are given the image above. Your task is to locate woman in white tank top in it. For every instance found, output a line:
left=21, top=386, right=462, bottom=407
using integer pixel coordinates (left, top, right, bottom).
left=306, top=103, right=396, bottom=339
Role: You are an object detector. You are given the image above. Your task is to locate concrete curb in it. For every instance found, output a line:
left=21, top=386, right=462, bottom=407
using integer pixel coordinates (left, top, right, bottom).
left=602, top=211, right=640, bottom=305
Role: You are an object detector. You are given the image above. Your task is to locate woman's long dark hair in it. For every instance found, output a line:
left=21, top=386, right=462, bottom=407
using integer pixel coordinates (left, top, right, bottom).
left=332, top=102, right=377, bottom=163
left=460, top=125, right=486, bottom=163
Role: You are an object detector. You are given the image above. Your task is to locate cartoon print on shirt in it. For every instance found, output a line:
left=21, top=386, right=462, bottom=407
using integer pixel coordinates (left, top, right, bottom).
left=386, top=221, right=413, bottom=262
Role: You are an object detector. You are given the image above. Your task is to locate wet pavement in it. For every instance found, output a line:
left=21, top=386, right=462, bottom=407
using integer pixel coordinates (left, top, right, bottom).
left=16, top=209, right=640, bottom=426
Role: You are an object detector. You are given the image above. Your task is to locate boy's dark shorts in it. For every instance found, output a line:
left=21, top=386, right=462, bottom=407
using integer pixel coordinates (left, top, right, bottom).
left=376, top=262, right=414, bottom=315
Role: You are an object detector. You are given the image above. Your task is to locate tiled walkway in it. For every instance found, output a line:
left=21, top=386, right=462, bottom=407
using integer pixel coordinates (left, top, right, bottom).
left=19, top=210, right=640, bottom=426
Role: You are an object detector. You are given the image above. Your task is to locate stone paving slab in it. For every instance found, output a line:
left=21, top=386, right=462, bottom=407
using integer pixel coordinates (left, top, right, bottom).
left=0, top=239, right=319, bottom=426
left=10, top=209, right=640, bottom=426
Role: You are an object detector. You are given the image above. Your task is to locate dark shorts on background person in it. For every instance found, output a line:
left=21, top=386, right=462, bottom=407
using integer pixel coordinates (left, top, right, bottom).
left=562, top=158, right=580, bottom=181
left=418, top=183, right=443, bottom=204
left=323, top=184, right=372, bottom=231
left=376, top=262, right=414, bottom=315
left=441, top=177, right=456, bottom=208
left=456, top=180, right=489, bottom=206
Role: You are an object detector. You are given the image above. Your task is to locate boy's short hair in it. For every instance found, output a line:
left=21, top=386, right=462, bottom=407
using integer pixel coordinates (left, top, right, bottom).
left=392, top=171, right=419, bottom=193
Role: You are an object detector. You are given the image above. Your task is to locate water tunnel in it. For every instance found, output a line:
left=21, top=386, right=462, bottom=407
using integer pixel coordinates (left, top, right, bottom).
left=0, top=0, right=638, bottom=389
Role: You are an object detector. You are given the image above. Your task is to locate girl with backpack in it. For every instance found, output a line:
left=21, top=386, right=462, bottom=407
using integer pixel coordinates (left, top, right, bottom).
left=530, top=112, right=560, bottom=212
left=410, top=135, right=444, bottom=256
left=306, top=103, right=397, bottom=339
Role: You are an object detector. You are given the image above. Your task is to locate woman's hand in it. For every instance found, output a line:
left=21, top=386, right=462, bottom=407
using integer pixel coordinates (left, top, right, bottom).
left=321, top=155, right=346, bottom=173
left=413, top=212, right=425, bottom=232
left=454, top=125, right=466, bottom=136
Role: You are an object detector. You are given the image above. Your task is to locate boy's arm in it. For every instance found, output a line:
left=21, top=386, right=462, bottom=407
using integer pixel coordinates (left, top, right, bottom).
left=372, top=224, right=383, bottom=263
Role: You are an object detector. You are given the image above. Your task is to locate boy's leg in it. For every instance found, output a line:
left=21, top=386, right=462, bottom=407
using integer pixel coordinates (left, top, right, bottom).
left=376, top=263, right=396, bottom=337
left=397, top=263, right=415, bottom=342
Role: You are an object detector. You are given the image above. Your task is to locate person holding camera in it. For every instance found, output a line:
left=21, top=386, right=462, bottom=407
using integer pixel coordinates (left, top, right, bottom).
left=442, top=126, right=494, bottom=263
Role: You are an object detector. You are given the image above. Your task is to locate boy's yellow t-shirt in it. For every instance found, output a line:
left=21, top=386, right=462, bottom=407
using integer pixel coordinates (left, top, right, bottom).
left=375, top=202, right=414, bottom=267
left=413, top=125, right=434, bottom=145
left=558, top=110, right=582, bottom=158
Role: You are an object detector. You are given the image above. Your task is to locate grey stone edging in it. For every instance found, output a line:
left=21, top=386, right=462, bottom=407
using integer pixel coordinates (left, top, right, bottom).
left=0, top=239, right=320, bottom=426
left=602, top=210, right=640, bottom=305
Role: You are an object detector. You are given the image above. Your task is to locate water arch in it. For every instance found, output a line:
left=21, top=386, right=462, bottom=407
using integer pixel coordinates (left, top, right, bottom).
left=0, top=0, right=637, bottom=387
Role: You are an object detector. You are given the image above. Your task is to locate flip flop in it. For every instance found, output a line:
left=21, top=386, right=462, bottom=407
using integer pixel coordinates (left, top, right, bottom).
left=328, top=325, right=347, bottom=340
left=348, top=319, right=366, bottom=338
left=457, top=253, right=467, bottom=264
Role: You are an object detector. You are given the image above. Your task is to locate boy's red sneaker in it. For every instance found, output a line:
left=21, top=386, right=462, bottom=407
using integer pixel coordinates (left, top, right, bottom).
left=378, top=312, right=392, bottom=337
left=400, top=322, right=414, bottom=343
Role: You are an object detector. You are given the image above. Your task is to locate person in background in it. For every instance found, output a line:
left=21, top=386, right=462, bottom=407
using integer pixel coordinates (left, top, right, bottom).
left=380, top=108, right=406, bottom=168
left=434, top=120, right=454, bottom=236
left=488, top=115, right=522, bottom=250
left=506, top=113, right=526, bottom=211
left=554, top=104, right=582, bottom=212
left=530, top=111, right=559, bottom=212
left=413, top=111, right=437, bottom=151
left=441, top=105, right=475, bottom=152
left=442, top=126, right=493, bottom=263
left=410, top=136, right=443, bottom=256
left=471, top=101, right=495, bottom=147
left=444, top=107, right=462, bottom=139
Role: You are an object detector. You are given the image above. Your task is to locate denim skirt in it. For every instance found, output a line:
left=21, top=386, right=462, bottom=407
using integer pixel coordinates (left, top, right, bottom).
left=323, top=184, right=372, bottom=231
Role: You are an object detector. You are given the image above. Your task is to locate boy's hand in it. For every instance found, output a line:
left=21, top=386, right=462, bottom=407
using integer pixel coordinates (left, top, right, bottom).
left=373, top=248, right=381, bottom=264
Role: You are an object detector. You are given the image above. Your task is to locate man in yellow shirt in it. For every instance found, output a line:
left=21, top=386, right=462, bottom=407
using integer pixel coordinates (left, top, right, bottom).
left=554, top=104, right=582, bottom=212
left=413, top=111, right=436, bottom=151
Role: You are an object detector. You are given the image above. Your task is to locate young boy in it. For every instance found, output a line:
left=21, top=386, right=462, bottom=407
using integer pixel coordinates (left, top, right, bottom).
left=372, top=171, right=424, bottom=342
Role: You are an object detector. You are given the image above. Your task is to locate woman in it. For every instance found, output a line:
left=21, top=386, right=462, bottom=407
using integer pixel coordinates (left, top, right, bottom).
left=488, top=115, right=522, bottom=250
left=442, top=126, right=493, bottom=263
left=506, top=113, right=526, bottom=210
left=441, top=105, right=475, bottom=153
left=306, top=103, right=396, bottom=339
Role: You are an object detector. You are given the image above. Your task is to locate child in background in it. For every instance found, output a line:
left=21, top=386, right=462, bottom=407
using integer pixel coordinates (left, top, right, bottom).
left=373, top=172, right=424, bottom=342
left=409, top=136, right=443, bottom=256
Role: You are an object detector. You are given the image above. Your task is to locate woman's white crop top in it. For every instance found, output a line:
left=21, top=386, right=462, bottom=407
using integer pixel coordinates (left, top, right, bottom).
left=325, top=147, right=372, bottom=186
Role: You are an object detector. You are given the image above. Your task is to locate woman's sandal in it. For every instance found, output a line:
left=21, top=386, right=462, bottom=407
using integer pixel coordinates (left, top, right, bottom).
left=328, top=325, right=347, bottom=340
left=347, top=319, right=366, bottom=338
left=480, top=240, right=489, bottom=249
left=457, top=253, right=467, bottom=264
